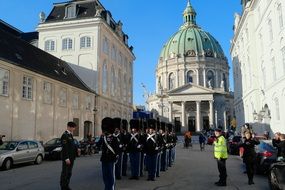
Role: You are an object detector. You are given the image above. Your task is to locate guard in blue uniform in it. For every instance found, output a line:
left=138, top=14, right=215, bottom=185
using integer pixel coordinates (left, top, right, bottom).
left=160, top=122, right=167, bottom=172
left=99, top=117, right=120, bottom=190
left=140, top=120, right=147, bottom=177
left=113, top=117, right=123, bottom=180
left=144, top=119, right=159, bottom=181
left=156, top=121, right=163, bottom=177
left=121, top=119, right=129, bottom=176
left=128, top=119, right=143, bottom=180
left=60, top=122, right=78, bottom=190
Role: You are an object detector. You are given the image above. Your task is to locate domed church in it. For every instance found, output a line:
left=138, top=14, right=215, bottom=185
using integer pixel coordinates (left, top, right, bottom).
left=148, top=1, right=234, bottom=133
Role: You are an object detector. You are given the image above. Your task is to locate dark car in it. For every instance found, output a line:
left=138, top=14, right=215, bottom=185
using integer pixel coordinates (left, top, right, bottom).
left=44, top=138, right=79, bottom=160
left=228, top=135, right=242, bottom=155
left=255, top=140, right=278, bottom=174
left=268, top=161, right=285, bottom=190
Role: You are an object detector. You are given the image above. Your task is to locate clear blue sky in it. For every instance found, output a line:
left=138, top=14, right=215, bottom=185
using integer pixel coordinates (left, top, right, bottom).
left=0, top=0, right=241, bottom=106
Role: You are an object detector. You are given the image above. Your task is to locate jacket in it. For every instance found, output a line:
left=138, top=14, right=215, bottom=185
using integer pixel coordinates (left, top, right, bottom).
left=214, top=135, right=228, bottom=159
left=240, top=138, right=259, bottom=163
left=61, top=131, right=77, bottom=161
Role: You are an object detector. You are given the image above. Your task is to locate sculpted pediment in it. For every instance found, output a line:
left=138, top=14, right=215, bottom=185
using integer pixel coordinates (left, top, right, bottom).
left=168, top=83, right=214, bottom=95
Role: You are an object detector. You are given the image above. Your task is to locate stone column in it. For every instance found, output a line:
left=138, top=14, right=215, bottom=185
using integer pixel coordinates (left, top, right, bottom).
left=182, top=69, right=186, bottom=85
left=181, top=101, right=186, bottom=128
left=203, top=67, right=206, bottom=87
left=196, top=69, right=200, bottom=86
left=176, top=70, right=179, bottom=87
left=209, top=100, right=214, bottom=127
left=215, top=110, right=218, bottom=128
left=169, top=102, right=173, bottom=122
left=196, top=101, right=201, bottom=131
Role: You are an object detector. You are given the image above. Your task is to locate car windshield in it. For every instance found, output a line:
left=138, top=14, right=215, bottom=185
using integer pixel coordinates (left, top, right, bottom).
left=45, top=139, right=60, bottom=145
left=0, top=141, right=19, bottom=150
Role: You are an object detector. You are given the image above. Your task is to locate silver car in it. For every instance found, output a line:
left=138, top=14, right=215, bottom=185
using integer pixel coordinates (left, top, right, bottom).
left=0, top=140, right=45, bottom=170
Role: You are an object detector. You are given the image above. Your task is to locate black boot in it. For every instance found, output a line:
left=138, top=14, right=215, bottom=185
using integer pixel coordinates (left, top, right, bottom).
left=248, top=179, right=254, bottom=185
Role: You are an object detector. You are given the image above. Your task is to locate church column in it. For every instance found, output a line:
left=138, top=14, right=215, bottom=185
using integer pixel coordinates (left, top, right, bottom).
left=176, top=70, right=179, bottom=87
left=182, top=68, right=186, bottom=85
left=169, top=102, right=173, bottom=122
left=209, top=100, right=214, bottom=127
left=196, top=101, right=201, bottom=131
left=196, top=69, right=200, bottom=86
left=203, top=67, right=206, bottom=87
left=181, top=101, right=186, bottom=128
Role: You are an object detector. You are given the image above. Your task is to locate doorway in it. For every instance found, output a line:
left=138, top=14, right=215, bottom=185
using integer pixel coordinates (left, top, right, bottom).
left=188, top=117, right=196, bottom=132
left=203, top=116, right=209, bottom=131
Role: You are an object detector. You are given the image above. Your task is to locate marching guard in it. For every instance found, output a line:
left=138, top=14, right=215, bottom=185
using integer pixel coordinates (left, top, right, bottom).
left=121, top=119, right=129, bottom=177
left=113, top=118, right=123, bottom=180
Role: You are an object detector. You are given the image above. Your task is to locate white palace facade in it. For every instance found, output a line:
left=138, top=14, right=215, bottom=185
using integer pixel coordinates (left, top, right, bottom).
left=231, top=0, right=285, bottom=134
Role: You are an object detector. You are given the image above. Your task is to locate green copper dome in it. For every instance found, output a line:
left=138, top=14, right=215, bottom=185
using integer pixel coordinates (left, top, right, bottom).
left=160, top=1, right=225, bottom=60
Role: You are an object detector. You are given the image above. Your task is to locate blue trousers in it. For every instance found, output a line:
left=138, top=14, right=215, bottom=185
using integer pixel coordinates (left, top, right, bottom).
left=172, top=147, right=176, bottom=163
left=115, top=152, right=122, bottom=178
left=122, top=152, right=128, bottom=176
left=140, top=153, right=145, bottom=176
left=129, top=152, right=140, bottom=177
left=156, top=153, right=161, bottom=177
left=102, top=161, right=115, bottom=190
left=168, top=148, right=172, bottom=167
left=161, top=149, right=167, bottom=171
left=165, top=149, right=169, bottom=170
left=146, top=154, right=157, bottom=179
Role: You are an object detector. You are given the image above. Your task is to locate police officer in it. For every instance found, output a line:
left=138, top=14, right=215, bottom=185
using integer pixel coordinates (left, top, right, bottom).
left=113, top=117, right=123, bottom=180
left=100, top=117, right=120, bottom=190
left=60, top=121, right=79, bottom=190
left=128, top=119, right=143, bottom=180
left=213, top=128, right=228, bottom=186
left=121, top=119, right=129, bottom=176
left=144, top=119, right=159, bottom=181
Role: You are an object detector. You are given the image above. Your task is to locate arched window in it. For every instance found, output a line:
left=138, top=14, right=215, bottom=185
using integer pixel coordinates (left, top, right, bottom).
left=80, top=36, right=91, bottom=49
left=102, top=61, right=107, bottom=94
left=206, top=70, right=215, bottom=88
left=62, top=38, right=73, bottom=50
left=277, top=4, right=284, bottom=29
left=111, top=66, right=115, bottom=96
left=186, top=70, right=194, bottom=83
left=168, top=73, right=175, bottom=90
left=44, top=40, right=55, bottom=51
left=274, top=98, right=280, bottom=120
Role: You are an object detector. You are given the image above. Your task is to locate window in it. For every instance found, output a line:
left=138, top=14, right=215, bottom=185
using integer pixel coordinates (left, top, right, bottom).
left=123, top=74, right=127, bottom=102
left=85, top=96, right=92, bottom=110
left=277, top=4, right=284, bottom=29
left=223, top=73, right=227, bottom=91
left=282, top=47, right=285, bottom=75
left=0, top=68, right=9, bottom=96
left=274, top=98, right=280, bottom=120
left=59, top=88, right=67, bottom=107
left=102, top=61, right=107, bottom=94
left=73, top=118, right=79, bottom=136
left=168, top=73, right=175, bottom=90
left=72, top=94, right=79, bottom=109
left=268, top=19, right=273, bottom=42
left=272, top=57, right=276, bottom=81
left=103, top=37, right=109, bottom=55
left=206, top=70, right=215, bottom=88
left=80, top=36, right=91, bottom=49
left=22, top=76, right=33, bottom=100
left=66, top=5, right=76, bottom=19
left=111, top=45, right=117, bottom=61
left=111, top=66, right=115, bottom=96
left=28, top=141, right=38, bottom=149
left=186, top=70, right=194, bottom=83
left=62, top=38, right=73, bottom=50
left=43, top=81, right=52, bottom=104
left=44, top=40, right=55, bottom=51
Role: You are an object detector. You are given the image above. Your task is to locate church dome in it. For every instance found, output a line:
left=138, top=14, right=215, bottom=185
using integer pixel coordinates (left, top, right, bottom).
left=159, top=1, right=226, bottom=60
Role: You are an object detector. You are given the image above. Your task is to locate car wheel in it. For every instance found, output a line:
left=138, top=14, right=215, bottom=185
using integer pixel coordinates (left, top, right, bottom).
left=35, top=155, right=43, bottom=165
left=269, top=168, right=281, bottom=190
left=2, top=158, right=12, bottom=170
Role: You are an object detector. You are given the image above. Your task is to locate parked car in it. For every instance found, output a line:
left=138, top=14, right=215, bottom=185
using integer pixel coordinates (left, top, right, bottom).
left=228, top=135, right=242, bottom=155
left=44, top=138, right=79, bottom=160
left=0, top=140, right=45, bottom=170
left=255, top=140, right=278, bottom=174
left=268, top=161, right=285, bottom=190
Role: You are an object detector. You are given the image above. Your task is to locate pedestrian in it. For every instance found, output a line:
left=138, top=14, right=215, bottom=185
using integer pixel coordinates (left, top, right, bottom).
left=272, top=132, right=281, bottom=157
left=100, top=117, right=120, bottom=190
left=199, top=133, right=206, bottom=151
left=240, top=131, right=260, bottom=185
left=213, top=128, right=228, bottom=186
left=0, top=134, right=5, bottom=145
left=276, top=134, right=285, bottom=161
left=60, top=121, right=79, bottom=190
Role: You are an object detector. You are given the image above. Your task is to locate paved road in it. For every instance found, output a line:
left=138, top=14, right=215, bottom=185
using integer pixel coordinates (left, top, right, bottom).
left=0, top=140, right=269, bottom=190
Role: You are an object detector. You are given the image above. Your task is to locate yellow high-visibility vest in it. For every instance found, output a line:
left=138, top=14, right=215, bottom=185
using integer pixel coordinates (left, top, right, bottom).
left=214, top=135, right=228, bottom=159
